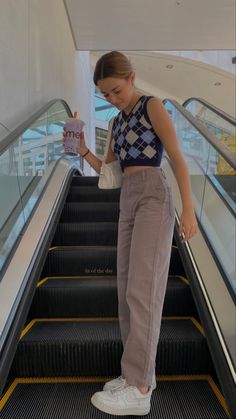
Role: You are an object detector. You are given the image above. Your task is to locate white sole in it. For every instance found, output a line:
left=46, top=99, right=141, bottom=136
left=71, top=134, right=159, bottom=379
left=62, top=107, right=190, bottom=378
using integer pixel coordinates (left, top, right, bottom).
left=91, top=395, right=150, bottom=416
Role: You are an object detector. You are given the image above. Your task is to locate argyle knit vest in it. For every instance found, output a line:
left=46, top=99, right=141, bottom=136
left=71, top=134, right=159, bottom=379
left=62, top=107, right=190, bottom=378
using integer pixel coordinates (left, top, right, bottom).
left=111, top=96, right=163, bottom=172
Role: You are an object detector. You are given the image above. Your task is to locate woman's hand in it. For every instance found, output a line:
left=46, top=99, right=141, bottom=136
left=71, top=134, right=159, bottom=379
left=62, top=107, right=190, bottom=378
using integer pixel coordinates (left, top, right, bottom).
left=179, top=208, right=198, bottom=243
left=76, top=131, right=88, bottom=155
left=63, top=129, right=88, bottom=156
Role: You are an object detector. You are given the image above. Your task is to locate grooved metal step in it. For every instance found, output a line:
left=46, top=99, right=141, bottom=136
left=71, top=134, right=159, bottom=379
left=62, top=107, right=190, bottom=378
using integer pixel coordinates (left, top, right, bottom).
left=11, top=318, right=213, bottom=377
left=0, top=377, right=228, bottom=419
left=42, top=246, right=185, bottom=277
left=52, top=222, right=118, bottom=246
left=67, top=186, right=120, bottom=202
left=42, top=246, right=117, bottom=276
left=28, top=276, right=197, bottom=319
left=60, top=202, right=120, bottom=222
left=71, top=176, right=99, bottom=186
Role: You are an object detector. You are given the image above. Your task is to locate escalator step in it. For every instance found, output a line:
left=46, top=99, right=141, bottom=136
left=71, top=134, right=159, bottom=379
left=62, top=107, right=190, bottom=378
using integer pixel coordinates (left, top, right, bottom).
left=42, top=246, right=117, bottom=276
left=0, top=378, right=228, bottom=419
left=28, top=276, right=196, bottom=319
left=42, top=246, right=184, bottom=277
left=71, top=176, right=99, bottom=186
left=12, top=319, right=212, bottom=377
left=67, top=186, right=120, bottom=202
left=30, top=277, right=118, bottom=318
left=162, top=275, right=197, bottom=316
left=52, top=222, right=118, bottom=246
left=60, top=202, right=120, bottom=222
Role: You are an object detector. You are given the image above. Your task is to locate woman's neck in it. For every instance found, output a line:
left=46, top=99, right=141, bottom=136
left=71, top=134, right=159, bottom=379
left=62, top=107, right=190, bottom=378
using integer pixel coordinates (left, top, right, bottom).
left=123, top=91, right=143, bottom=115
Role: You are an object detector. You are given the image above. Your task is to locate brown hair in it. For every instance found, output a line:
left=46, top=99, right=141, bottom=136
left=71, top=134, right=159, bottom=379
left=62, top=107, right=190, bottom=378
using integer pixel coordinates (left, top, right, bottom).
left=93, top=51, right=133, bottom=85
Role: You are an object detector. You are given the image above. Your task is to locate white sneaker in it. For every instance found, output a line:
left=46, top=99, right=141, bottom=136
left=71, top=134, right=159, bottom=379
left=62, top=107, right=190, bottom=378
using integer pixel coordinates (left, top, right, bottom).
left=103, top=375, right=126, bottom=391
left=91, top=383, right=152, bottom=416
left=103, top=374, right=157, bottom=391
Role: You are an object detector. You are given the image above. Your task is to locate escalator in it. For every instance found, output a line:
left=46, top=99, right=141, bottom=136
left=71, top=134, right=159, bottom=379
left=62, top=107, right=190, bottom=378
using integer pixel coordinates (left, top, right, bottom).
left=0, top=98, right=235, bottom=418
left=0, top=173, right=230, bottom=418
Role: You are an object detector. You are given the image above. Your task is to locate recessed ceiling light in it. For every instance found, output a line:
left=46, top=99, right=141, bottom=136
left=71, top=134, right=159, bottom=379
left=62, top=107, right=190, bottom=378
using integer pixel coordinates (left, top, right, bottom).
left=214, top=82, right=222, bottom=86
left=166, top=65, right=174, bottom=69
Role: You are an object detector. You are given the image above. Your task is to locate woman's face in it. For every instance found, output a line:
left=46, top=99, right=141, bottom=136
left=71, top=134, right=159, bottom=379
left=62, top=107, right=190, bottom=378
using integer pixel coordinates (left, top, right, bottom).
left=97, top=74, right=135, bottom=111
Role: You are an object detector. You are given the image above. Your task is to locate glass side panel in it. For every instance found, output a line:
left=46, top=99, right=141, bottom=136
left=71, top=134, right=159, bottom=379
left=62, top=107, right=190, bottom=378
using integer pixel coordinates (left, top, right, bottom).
left=0, top=148, right=24, bottom=272
left=0, top=101, right=75, bottom=274
left=184, top=100, right=236, bottom=157
left=164, top=100, right=236, bottom=293
left=165, top=101, right=211, bottom=216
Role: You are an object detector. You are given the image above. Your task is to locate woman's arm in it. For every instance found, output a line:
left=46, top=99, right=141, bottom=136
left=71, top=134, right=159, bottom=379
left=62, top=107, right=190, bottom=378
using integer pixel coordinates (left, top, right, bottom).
left=77, top=129, right=117, bottom=174
left=72, top=131, right=102, bottom=174
left=147, top=98, right=198, bottom=241
left=104, top=118, right=118, bottom=164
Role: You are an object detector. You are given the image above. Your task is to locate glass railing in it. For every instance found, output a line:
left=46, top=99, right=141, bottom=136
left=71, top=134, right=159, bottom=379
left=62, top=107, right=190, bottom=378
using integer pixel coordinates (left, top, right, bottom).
left=95, top=93, right=119, bottom=121
left=0, top=100, right=77, bottom=274
left=183, top=98, right=236, bottom=162
left=164, top=99, right=236, bottom=295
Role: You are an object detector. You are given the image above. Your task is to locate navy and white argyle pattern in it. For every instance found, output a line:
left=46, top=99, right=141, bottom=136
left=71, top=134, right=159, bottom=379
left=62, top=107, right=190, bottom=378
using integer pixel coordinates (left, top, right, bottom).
left=111, top=96, right=163, bottom=172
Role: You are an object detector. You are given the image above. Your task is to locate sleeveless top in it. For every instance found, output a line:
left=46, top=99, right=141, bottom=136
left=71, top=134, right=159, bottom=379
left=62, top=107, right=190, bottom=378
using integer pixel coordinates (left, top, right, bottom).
left=111, top=96, right=163, bottom=172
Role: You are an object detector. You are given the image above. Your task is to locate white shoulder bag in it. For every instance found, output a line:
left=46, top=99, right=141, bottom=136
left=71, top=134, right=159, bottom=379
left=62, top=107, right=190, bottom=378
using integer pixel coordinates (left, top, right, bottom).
left=98, top=117, right=122, bottom=189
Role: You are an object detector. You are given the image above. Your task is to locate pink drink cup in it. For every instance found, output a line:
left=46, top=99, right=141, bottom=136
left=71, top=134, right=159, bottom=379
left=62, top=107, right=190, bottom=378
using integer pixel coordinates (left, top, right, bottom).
left=64, top=117, right=85, bottom=155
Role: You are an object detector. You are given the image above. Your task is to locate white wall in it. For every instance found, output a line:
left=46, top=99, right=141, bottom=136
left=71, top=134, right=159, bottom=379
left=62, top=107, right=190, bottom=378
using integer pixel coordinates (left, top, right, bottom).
left=0, top=0, right=75, bottom=133
left=0, top=0, right=94, bottom=175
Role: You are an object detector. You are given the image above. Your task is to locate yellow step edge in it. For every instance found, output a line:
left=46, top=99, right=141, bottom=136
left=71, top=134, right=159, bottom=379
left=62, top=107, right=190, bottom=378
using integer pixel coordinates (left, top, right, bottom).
left=0, top=375, right=230, bottom=417
left=20, top=316, right=205, bottom=341
left=37, top=274, right=189, bottom=288
left=37, top=275, right=117, bottom=287
left=161, top=316, right=205, bottom=336
left=207, top=376, right=230, bottom=417
left=168, top=274, right=190, bottom=285
left=48, top=246, right=117, bottom=251
left=0, top=380, right=18, bottom=412
left=49, top=244, right=177, bottom=251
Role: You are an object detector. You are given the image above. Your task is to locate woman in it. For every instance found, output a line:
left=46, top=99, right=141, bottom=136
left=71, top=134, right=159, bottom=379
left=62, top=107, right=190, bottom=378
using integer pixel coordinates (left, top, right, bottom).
left=77, top=51, right=197, bottom=416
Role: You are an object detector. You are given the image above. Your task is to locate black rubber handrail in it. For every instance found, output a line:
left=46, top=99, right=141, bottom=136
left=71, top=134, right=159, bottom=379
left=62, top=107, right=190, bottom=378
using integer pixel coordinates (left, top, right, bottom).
left=182, top=97, right=236, bottom=126
left=0, top=99, right=73, bottom=157
left=163, top=99, right=236, bottom=171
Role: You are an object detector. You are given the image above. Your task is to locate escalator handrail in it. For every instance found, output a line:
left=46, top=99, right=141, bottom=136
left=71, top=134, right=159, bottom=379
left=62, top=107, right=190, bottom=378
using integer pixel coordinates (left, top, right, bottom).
left=0, top=99, right=73, bottom=157
left=182, top=97, right=236, bottom=126
left=163, top=99, right=236, bottom=171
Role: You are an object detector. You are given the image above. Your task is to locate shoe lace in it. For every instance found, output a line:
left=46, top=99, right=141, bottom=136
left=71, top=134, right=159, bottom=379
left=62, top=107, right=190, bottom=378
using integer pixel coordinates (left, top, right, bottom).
left=111, top=382, right=132, bottom=394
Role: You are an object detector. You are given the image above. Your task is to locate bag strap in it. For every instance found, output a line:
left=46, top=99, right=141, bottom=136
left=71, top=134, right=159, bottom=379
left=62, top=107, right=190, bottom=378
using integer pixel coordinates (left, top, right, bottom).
left=103, top=117, right=115, bottom=160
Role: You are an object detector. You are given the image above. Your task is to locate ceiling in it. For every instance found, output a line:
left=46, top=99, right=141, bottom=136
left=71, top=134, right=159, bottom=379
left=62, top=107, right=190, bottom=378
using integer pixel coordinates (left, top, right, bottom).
left=64, top=0, right=235, bottom=50
left=63, top=1, right=235, bottom=115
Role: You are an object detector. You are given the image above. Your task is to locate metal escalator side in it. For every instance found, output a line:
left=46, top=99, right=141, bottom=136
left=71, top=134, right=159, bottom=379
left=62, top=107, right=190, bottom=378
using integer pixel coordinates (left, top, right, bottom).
left=163, top=98, right=236, bottom=417
left=0, top=99, right=83, bottom=396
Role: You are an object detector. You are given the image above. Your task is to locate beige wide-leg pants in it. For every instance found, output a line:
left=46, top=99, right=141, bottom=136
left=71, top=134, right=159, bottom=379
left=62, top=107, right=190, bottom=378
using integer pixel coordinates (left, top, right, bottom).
left=117, top=167, right=175, bottom=388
